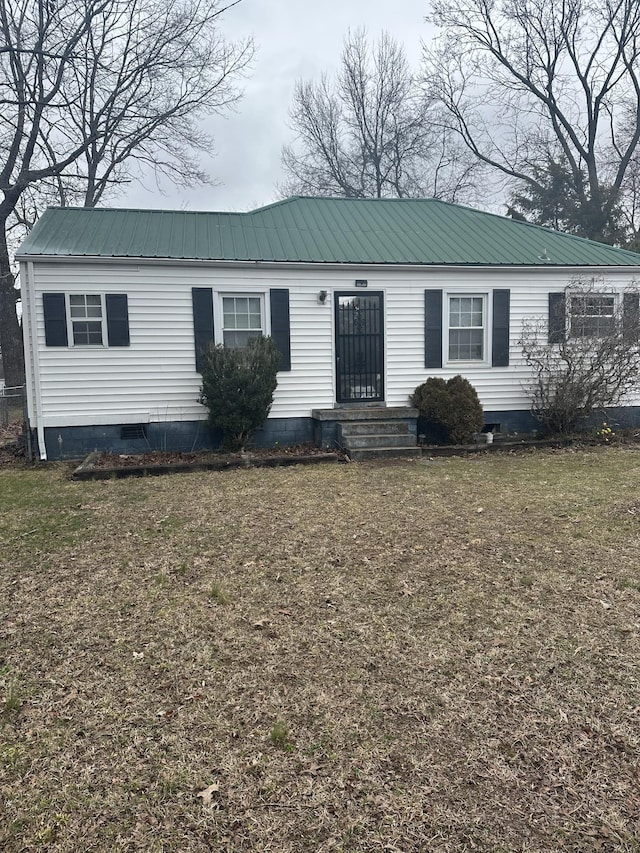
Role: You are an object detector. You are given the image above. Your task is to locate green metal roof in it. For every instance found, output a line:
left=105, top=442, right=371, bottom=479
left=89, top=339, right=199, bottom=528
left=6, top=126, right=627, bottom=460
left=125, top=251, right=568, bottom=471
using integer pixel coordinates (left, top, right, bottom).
left=16, top=196, right=640, bottom=266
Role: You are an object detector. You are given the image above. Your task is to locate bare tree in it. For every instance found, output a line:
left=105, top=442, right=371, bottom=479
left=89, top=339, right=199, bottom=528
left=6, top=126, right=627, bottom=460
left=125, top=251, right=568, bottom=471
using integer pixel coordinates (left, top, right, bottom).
left=281, top=29, right=479, bottom=201
left=424, top=0, right=640, bottom=245
left=520, top=279, right=640, bottom=434
left=0, top=0, right=253, bottom=387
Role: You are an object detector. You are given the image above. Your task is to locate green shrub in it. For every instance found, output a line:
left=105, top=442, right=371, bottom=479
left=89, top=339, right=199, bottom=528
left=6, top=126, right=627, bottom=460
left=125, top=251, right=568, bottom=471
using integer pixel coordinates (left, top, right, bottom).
left=411, top=375, right=484, bottom=444
left=411, top=377, right=450, bottom=444
left=199, top=336, right=281, bottom=451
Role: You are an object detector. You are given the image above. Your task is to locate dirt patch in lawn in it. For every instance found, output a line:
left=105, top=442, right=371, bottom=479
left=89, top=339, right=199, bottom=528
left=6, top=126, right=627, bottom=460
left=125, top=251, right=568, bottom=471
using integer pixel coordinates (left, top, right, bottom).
left=1, top=447, right=640, bottom=851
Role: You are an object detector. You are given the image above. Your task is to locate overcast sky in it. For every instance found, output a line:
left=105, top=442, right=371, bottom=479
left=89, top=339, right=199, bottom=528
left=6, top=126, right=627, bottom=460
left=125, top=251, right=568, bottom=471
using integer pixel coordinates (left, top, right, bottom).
left=121, top=0, right=433, bottom=213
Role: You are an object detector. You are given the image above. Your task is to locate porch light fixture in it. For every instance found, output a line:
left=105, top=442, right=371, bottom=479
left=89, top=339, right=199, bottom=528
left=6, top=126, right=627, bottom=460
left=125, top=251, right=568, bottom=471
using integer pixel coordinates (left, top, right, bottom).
left=318, top=290, right=328, bottom=304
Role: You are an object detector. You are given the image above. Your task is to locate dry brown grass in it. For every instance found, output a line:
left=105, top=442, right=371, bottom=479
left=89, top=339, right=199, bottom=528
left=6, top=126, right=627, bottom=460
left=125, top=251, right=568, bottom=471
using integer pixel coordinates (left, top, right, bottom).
left=1, top=448, right=640, bottom=852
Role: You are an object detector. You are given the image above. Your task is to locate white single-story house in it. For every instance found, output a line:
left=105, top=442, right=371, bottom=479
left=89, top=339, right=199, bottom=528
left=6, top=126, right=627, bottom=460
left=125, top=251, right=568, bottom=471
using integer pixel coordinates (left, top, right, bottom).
left=17, top=196, right=640, bottom=460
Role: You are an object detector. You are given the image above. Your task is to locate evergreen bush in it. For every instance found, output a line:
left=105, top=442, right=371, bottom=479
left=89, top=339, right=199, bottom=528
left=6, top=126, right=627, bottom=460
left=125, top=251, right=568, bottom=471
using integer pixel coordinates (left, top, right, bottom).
left=411, top=375, right=484, bottom=444
left=199, top=336, right=281, bottom=451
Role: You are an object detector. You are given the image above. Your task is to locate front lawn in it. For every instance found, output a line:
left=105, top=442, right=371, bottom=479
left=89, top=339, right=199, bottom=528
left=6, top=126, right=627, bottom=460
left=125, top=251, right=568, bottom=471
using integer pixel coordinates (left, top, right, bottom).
left=1, top=449, right=639, bottom=851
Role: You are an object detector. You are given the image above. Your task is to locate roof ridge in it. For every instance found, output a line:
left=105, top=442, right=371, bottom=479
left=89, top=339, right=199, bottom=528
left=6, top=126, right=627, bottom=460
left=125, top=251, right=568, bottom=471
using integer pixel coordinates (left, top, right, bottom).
left=41, top=205, right=248, bottom=216
left=247, top=197, right=304, bottom=214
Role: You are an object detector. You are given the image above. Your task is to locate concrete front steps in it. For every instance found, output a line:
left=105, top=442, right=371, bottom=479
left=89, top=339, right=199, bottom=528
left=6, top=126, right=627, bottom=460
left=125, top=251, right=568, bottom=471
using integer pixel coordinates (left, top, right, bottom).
left=319, top=406, right=419, bottom=461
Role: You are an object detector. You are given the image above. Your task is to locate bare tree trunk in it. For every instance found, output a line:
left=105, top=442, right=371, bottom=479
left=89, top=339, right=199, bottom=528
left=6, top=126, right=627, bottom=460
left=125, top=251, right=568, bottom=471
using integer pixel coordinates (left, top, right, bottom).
left=0, top=226, right=25, bottom=387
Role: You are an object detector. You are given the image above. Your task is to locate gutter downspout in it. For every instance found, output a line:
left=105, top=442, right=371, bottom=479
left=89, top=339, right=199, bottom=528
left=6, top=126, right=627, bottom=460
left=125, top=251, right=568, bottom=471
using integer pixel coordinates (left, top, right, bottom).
left=23, top=261, right=47, bottom=460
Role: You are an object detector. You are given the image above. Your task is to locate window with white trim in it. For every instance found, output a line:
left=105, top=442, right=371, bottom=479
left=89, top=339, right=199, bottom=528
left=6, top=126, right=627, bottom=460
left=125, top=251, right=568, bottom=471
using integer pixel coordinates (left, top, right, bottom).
left=448, top=295, right=486, bottom=361
left=69, top=294, right=104, bottom=345
left=222, top=295, right=264, bottom=348
left=568, top=294, right=615, bottom=338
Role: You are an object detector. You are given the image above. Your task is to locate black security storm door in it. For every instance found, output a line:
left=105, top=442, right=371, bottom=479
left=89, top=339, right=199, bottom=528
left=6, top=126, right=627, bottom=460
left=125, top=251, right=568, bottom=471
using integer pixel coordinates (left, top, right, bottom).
left=335, top=292, right=384, bottom=403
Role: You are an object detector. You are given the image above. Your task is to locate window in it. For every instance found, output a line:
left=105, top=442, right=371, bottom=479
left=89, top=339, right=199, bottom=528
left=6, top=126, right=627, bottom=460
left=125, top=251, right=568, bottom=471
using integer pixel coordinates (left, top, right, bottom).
left=448, top=295, right=485, bottom=361
left=69, top=294, right=104, bottom=345
left=569, top=294, right=615, bottom=338
left=425, top=289, right=509, bottom=369
left=222, top=295, right=264, bottom=348
left=43, top=292, right=129, bottom=348
left=192, top=288, right=290, bottom=372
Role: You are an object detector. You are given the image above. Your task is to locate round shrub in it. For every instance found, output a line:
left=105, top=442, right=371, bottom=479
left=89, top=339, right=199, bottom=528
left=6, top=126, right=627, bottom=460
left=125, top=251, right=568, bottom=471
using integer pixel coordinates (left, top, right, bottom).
left=199, top=336, right=281, bottom=451
left=410, top=378, right=450, bottom=444
left=411, top=375, right=484, bottom=444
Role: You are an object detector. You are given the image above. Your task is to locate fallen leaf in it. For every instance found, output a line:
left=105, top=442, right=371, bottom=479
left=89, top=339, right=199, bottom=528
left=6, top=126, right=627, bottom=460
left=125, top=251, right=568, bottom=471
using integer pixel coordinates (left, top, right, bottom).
left=197, top=783, right=220, bottom=805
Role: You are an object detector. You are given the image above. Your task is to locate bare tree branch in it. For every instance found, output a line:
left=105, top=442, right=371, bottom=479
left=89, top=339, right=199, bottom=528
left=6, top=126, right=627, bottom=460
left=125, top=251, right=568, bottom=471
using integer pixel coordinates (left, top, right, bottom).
left=520, top=277, right=640, bottom=433
left=281, top=29, right=480, bottom=202
left=0, top=0, right=253, bottom=386
left=424, top=0, right=640, bottom=244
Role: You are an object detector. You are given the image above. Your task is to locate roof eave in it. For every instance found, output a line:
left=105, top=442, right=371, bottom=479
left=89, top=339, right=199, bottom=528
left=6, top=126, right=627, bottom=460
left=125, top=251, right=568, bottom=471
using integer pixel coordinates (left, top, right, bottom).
left=15, top=253, right=640, bottom=271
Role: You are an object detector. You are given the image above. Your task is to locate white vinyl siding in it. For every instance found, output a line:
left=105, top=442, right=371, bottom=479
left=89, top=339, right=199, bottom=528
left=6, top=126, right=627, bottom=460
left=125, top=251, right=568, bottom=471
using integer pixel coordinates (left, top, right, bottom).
left=26, top=263, right=335, bottom=427
left=385, top=268, right=640, bottom=412
left=21, top=259, right=640, bottom=434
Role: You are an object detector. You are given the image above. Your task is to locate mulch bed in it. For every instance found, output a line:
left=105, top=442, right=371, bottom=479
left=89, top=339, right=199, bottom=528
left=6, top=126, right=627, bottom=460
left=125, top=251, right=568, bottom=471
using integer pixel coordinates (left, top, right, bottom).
left=94, top=443, right=340, bottom=468
left=74, top=444, right=346, bottom=479
left=72, top=436, right=640, bottom=479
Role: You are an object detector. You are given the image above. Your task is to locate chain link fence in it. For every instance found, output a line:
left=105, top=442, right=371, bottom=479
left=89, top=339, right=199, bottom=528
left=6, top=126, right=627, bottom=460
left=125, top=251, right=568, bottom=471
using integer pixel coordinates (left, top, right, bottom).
left=0, top=384, right=26, bottom=432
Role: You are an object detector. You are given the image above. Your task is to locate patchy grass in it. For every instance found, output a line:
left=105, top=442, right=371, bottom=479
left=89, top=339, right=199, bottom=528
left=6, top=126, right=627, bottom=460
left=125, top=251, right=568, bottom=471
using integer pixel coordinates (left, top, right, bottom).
left=209, top=581, right=230, bottom=605
left=269, top=720, right=294, bottom=751
left=1, top=448, right=640, bottom=851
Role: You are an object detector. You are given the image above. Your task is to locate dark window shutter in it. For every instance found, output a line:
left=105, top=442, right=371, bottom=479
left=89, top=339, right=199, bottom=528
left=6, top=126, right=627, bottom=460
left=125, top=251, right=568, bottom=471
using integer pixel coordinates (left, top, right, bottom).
left=491, top=289, right=510, bottom=366
left=106, top=294, right=130, bottom=347
left=270, top=288, right=291, bottom=371
left=548, top=292, right=566, bottom=343
left=623, top=292, right=640, bottom=343
left=425, top=289, right=443, bottom=368
left=192, top=287, right=214, bottom=372
left=43, top=293, right=68, bottom=347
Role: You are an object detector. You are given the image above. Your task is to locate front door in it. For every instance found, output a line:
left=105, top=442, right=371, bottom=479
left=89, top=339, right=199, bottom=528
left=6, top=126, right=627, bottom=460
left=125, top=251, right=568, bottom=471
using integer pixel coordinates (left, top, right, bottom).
left=335, top=292, right=384, bottom=403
